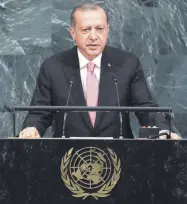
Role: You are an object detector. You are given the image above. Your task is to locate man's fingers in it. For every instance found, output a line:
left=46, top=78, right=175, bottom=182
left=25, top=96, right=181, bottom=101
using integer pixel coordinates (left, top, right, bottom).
left=19, top=128, right=40, bottom=138
left=171, top=134, right=181, bottom=140
left=19, top=131, right=24, bottom=138
left=159, top=135, right=167, bottom=139
left=23, top=129, right=30, bottom=138
left=159, top=133, right=181, bottom=140
left=34, top=133, right=40, bottom=138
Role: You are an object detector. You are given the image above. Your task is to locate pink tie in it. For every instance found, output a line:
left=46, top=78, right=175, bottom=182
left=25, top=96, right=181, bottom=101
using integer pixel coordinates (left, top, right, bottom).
left=86, top=62, right=99, bottom=126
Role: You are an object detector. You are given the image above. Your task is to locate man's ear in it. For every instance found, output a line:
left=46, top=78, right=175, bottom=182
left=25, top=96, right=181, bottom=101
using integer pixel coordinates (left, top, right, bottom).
left=69, top=27, right=76, bottom=41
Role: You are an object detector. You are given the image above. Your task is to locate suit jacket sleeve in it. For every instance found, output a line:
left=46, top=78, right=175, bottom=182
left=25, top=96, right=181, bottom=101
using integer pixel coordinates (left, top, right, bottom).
left=130, top=57, right=171, bottom=130
left=22, top=59, right=52, bottom=136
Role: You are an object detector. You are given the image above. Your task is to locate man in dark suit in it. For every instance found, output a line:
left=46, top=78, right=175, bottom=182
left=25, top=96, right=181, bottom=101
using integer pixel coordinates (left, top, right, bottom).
left=19, top=3, right=180, bottom=139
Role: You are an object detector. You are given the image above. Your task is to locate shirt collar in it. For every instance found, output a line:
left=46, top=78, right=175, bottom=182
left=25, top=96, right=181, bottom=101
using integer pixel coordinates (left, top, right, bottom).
left=77, top=48, right=102, bottom=69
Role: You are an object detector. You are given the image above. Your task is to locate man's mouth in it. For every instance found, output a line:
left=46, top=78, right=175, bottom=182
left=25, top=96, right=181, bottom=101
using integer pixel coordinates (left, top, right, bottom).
left=87, top=44, right=99, bottom=47
left=87, top=44, right=99, bottom=49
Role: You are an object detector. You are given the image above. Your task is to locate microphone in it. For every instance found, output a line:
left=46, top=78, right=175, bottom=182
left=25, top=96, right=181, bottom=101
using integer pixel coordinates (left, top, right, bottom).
left=108, top=63, right=123, bottom=139
left=62, top=78, right=74, bottom=138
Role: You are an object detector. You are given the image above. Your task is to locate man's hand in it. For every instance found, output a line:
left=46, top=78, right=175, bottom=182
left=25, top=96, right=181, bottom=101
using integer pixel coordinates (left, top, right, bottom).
left=159, top=132, right=181, bottom=140
left=19, top=127, right=40, bottom=138
left=138, top=127, right=182, bottom=140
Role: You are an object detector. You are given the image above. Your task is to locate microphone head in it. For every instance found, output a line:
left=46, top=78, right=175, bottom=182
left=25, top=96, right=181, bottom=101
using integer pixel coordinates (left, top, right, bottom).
left=113, top=78, right=117, bottom=83
left=108, top=62, right=118, bottom=83
left=111, top=73, right=117, bottom=83
left=69, top=76, right=74, bottom=85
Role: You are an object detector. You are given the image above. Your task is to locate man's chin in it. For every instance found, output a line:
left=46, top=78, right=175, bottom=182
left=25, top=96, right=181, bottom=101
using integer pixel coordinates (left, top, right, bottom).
left=87, top=49, right=101, bottom=56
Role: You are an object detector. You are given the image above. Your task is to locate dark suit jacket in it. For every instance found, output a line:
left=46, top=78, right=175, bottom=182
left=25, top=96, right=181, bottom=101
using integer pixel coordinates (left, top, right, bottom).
left=22, top=46, right=169, bottom=138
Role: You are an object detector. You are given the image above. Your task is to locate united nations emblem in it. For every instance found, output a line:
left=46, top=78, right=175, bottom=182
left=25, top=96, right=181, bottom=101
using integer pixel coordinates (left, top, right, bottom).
left=60, top=147, right=121, bottom=200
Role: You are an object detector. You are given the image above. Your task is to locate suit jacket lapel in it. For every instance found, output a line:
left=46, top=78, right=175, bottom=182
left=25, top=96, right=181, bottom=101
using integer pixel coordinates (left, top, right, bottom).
left=94, top=49, right=117, bottom=129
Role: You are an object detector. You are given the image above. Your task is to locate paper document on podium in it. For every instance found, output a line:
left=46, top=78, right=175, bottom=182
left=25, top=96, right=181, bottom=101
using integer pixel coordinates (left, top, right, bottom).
left=69, top=137, right=113, bottom=140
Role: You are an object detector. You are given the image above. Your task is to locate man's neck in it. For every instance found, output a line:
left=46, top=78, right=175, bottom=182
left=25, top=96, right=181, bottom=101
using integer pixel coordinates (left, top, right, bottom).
left=77, top=48, right=102, bottom=69
left=77, top=49, right=99, bottom=61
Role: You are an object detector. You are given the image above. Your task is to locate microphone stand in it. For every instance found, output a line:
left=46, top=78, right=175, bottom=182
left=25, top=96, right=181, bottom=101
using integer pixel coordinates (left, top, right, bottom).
left=163, top=111, right=172, bottom=139
left=113, top=77, right=123, bottom=139
left=168, top=111, right=172, bottom=138
left=108, top=63, right=123, bottom=139
left=13, top=110, right=16, bottom=137
left=62, top=81, right=73, bottom=138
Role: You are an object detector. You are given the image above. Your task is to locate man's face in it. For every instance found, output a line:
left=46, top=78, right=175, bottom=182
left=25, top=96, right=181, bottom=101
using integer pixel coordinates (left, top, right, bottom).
left=69, top=8, right=109, bottom=60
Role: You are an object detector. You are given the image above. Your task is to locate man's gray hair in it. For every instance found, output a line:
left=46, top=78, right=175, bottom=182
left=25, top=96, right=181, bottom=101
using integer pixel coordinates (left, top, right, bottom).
left=70, top=3, right=108, bottom=26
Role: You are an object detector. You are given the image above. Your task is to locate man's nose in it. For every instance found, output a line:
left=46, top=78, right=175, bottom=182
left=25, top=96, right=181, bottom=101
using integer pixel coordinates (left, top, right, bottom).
left=90, top=29, right=97, bottom=40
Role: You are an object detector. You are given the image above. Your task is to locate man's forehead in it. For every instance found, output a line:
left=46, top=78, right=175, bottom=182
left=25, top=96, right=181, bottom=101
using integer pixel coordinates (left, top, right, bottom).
left=74, top=9, right=107, bottom=20
left=74, top=10, right=107, bottom=26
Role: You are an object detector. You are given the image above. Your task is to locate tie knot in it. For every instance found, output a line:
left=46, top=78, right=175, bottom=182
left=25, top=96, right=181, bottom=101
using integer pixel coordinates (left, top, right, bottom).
left=87, top=62, right=95, bottom=72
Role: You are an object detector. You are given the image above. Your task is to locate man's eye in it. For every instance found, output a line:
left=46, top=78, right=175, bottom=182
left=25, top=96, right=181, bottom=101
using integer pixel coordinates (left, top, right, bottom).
left=82, top=29, right=89, bottom=32
left=97, top=28, right=104, bottom=32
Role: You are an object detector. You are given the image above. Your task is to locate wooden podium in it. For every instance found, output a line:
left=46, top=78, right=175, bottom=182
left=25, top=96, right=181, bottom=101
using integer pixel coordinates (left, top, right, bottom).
left=0, top=138, right=186, bottom=204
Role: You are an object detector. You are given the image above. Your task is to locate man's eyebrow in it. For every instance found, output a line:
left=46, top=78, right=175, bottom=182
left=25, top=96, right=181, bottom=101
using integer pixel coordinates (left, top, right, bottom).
left=80, top=26, right=91, bottom=29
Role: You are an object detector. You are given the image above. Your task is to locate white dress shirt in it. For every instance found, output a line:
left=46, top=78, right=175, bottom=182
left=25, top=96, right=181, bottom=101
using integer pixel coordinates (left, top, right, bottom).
left=77, top=49, right=102, bottom=95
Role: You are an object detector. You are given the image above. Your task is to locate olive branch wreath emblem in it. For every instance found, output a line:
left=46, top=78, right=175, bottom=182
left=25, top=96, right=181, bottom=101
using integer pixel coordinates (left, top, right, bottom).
left=60, top=148, right=121, bottom=200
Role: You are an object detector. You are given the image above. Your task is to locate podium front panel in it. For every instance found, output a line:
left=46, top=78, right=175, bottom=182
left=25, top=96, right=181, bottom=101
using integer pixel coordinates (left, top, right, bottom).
left=0, top=138, right=186, bottom=204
